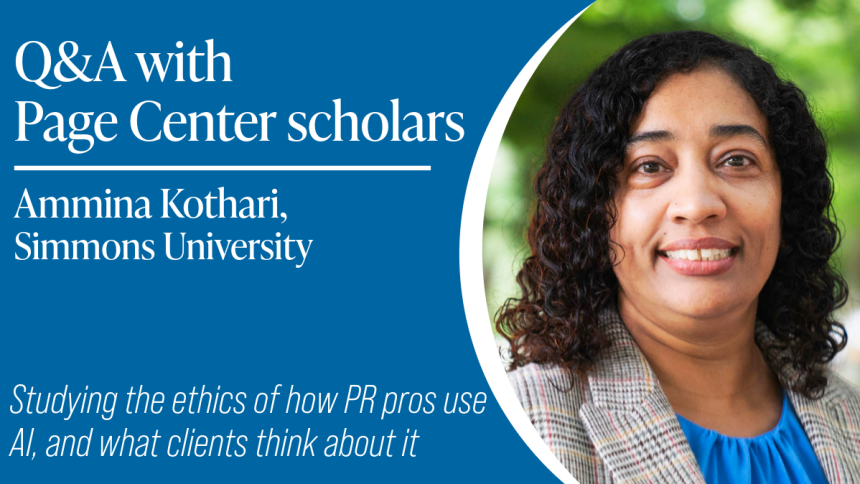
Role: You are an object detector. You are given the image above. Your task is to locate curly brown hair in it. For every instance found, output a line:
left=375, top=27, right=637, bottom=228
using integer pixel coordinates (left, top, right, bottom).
left=494, top=30, right=848, bottom=399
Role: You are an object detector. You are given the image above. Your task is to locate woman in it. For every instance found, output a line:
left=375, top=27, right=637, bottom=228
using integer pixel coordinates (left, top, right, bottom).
left=497, top=31, right=860, bottom=484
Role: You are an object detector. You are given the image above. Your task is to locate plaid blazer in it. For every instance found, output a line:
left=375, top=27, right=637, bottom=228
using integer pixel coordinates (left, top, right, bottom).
left=508, top=308, right=860, bottom=484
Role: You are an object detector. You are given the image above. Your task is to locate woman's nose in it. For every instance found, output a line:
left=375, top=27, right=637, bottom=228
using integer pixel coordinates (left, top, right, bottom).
left=665, top=164, right=727, bottom=224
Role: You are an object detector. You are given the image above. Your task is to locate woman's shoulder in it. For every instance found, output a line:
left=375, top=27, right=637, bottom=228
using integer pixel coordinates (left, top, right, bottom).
left=507, top=362, right=590, bottom=408
left=507, top=362, right=593, bottom=430
left=814, top=370, right=860, bottom=462
left=507, top=363, right=604, bottom=482
left=825, top=369, right=860, bottom=406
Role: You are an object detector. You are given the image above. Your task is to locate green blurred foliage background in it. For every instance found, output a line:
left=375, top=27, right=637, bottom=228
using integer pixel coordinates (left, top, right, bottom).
left=483, top=0, right=860, bottom=383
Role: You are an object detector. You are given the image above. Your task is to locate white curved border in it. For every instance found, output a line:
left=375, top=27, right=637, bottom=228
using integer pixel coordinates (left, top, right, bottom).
left=459, top=8, right=590, bottom=484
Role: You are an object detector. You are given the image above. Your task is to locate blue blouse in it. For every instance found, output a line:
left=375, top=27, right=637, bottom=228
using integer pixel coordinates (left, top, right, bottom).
left=677, top=392, right=829, bottom=484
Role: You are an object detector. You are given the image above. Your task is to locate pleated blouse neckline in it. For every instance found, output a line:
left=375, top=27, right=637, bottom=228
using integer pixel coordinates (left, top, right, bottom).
left=676, top=391, right=829, bottom=484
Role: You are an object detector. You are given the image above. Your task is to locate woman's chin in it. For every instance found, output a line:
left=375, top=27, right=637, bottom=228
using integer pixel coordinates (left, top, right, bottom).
left=657, top=290, right=748, bottom=320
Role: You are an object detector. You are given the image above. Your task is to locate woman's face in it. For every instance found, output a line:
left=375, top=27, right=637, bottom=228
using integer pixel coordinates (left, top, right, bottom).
left=610, top=65, right=782, bottom=321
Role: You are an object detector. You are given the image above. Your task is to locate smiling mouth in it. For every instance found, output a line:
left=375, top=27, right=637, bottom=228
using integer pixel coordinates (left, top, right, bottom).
left=658, top=247, right=738, bottom=261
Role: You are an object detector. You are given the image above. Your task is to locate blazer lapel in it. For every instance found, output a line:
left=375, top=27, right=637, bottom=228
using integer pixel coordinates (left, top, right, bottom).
left=757, top=321, right=860, bottom=484
left=788, top=385, right=860, bottom=484
left=578, top=309, right=706, bottom=484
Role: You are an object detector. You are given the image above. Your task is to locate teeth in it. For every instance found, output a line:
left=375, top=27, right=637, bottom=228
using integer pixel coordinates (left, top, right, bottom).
left=663, top=248, right=732, bottom=261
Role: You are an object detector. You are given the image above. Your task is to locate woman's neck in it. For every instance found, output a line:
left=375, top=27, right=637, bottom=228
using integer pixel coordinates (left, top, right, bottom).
left=617, top=292, right=783, bottom=437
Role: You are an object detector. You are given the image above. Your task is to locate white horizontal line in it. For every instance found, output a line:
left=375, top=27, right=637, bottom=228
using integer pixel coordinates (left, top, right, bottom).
left=14, top=165, right=431, bottom=172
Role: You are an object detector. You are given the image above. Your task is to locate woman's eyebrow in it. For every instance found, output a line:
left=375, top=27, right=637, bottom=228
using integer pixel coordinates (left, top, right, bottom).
left=625, top=130, right=674, bottom=149
left=710, top=124, right=768, bottom=148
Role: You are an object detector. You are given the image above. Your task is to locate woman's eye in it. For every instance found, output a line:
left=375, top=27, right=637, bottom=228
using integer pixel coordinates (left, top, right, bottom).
left=637, top=161, right=662, bottom=174
left=723, top=155, right=750, bottom=167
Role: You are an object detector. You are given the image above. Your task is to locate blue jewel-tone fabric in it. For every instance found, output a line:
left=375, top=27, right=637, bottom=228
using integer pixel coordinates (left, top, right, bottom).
left=677, top=392, right=829, bottom=484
